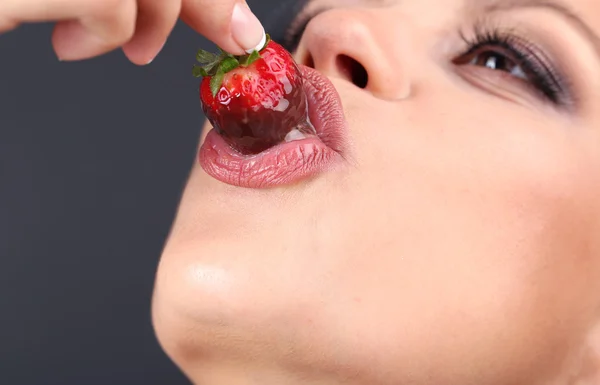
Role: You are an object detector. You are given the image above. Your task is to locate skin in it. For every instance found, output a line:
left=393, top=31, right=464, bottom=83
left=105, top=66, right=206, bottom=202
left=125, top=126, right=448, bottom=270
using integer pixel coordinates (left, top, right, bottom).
left=154, top=0, right=600, bottom=384
left=4, top=0, right=600, bottom=383
left=0, top=0, right=262, bottom=63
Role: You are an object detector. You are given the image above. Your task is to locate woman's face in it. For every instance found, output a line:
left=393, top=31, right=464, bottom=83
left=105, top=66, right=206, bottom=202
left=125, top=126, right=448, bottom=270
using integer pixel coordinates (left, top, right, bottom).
left=153, top=0, right=600, bottom=383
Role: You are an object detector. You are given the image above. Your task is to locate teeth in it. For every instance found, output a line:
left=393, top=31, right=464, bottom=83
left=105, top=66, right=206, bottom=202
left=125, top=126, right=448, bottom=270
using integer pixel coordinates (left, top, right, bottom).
left=285, top=129, right=307, bottom=142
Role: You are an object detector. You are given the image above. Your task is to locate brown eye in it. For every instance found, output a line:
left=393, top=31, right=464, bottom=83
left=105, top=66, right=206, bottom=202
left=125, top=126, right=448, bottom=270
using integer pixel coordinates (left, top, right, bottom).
left=460, top=48, right=528, bottom=80
left=454, top=29, right=568, bottom=105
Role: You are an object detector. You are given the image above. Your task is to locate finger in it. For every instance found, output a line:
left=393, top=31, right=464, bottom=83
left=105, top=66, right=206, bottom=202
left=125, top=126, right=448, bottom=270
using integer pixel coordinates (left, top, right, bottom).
left=0, top=0, right=99, bottom=22
left=51, top=0, right=137, bottom=61
left=122, top=0, right=181, bottom=65
left=181, top=0, right=265, bottom=56
left=0, top=0, right=87, bottom=33
left=0, top=19, right=18, bottom=34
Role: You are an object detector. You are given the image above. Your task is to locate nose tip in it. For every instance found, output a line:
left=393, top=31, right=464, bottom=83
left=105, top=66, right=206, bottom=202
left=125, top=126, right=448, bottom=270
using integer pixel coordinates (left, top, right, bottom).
left=295, top=8, right=411, bottom=101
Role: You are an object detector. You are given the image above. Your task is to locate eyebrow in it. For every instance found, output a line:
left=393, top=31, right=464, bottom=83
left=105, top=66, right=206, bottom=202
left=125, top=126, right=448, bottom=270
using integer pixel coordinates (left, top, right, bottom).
left=471, top=0, right=600, bottom=57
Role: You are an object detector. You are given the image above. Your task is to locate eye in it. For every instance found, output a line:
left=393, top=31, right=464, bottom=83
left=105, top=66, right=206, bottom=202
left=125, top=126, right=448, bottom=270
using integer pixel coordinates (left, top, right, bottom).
left=453, top=29, right=568, bottom=105
left=464, top=49, right=528, bottom=80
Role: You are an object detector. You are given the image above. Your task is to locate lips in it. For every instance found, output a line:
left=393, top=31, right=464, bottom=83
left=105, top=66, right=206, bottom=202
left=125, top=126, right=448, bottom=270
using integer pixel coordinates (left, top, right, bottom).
left=198, top=66, right=349, bottom=188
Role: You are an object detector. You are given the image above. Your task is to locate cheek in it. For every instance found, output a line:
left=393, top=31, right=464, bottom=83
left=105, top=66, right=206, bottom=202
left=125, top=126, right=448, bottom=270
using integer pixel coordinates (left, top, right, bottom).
left=338, top=93, right=600, bottom=381
left=153, top=81, right=600, bottom=384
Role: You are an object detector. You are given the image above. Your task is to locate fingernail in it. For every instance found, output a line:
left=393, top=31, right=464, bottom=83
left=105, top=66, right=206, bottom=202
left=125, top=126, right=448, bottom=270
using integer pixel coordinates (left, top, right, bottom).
left=145, top=41, right=166, bottom=65
left=231, top=3, right=266, bottom=54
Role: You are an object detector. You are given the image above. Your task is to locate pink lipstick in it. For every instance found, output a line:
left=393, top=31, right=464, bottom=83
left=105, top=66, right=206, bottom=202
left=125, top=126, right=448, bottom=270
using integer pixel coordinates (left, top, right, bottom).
left=199, top=66, right=349, bottom=188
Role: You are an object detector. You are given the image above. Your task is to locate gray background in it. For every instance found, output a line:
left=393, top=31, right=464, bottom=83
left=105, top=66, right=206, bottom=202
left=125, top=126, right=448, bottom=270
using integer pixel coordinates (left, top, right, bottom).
left=0, top=1, right=301, bottom=384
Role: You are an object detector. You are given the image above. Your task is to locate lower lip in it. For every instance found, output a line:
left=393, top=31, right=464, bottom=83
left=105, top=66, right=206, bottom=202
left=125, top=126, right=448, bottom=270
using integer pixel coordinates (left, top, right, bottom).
left=198, top=66, right=348, bottom=189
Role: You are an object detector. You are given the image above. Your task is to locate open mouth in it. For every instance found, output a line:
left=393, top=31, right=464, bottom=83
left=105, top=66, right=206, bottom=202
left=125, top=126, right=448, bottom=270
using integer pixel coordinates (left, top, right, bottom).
left=198, top=66, right=349, bottom=188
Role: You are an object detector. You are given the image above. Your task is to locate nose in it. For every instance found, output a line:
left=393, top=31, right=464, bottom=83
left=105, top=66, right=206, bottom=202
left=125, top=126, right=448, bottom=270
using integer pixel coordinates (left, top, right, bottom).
left=295, top=8, right=411, bottom=101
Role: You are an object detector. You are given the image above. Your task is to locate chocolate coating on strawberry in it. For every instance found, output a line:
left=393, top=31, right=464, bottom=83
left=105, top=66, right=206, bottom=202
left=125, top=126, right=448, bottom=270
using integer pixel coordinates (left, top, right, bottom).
left=193, top=38, right=315, bottom=154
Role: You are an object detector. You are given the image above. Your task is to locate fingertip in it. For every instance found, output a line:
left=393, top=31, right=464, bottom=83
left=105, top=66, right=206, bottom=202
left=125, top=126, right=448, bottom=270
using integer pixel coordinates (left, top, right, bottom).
left=122, top=39, right=165, bottom=65
left=51, top=1, right=137, bottom=62
left=53, top=19, right=135, bottom=62
left=52, top=20, right=108, bottom=61
left=231, top=2, right=265, bottom=54
left=180, top=0, right=248, bottom=56
left=244, top=28, right=266, bottom=54
left=122, top=0, right=179, bottom=66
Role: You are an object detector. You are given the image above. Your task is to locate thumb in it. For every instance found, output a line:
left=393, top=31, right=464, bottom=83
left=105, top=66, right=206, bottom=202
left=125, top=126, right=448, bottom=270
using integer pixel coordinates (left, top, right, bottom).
left=181, top=0, right=266, bottom=55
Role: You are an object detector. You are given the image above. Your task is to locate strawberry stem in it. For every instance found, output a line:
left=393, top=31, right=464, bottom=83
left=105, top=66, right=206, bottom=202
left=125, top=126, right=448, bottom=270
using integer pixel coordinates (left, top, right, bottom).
left=192, top=34, right=272, bottom=97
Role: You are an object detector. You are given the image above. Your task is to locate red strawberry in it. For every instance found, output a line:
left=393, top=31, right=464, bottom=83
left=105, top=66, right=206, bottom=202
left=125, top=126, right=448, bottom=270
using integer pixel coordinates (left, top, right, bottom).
left=193, top=35, right=315, bottom=154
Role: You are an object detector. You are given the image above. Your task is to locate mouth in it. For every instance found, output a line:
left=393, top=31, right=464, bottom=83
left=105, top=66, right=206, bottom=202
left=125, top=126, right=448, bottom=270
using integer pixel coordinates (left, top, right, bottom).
left=198, top=66, right=349, bottom=189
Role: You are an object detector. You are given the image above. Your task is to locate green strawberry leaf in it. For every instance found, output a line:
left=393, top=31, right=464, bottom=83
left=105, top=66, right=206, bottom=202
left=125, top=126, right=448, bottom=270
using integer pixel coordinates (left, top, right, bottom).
left=192, top=64, right=208, bottom=78
left=196, top=49, right=218, bottom=64
left=241, top=50, right=261, bottom=66
left=217, top=47, right=234, bottom=59
left=210, top=69, right=225, bottom=97
left=193, top=32, right=273, bottom=84
left=219, top=56, right=240, bottom=73
left=204, top=61, right=220, bottom=76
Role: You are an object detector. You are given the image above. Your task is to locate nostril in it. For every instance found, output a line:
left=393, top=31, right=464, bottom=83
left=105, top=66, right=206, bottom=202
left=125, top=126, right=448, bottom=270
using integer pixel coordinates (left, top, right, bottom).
left=298, top=50, right=315, bottom=69
left=335, top=54, right=368, bottom=89
left=304, top=54, right=315, bottom=69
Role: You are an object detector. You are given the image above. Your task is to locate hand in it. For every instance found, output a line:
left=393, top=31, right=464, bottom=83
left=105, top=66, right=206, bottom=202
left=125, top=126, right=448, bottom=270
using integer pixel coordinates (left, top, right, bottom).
left=0, top=0, right=266, bottom=65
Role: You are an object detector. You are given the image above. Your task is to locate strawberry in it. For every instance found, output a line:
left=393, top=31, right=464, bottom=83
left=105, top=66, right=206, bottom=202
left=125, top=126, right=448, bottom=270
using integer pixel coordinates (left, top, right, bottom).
left=193, top=35, right=315, bottom=154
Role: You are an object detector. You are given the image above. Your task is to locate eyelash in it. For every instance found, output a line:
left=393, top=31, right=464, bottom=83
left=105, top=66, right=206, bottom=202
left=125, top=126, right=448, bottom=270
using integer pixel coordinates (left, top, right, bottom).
left=456, top=24, right=569, bottom=105
left=284, top=11, right=572, bottom=107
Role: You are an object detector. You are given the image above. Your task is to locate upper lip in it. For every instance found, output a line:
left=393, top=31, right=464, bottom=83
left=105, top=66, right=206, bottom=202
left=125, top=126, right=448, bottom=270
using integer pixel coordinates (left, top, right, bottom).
left=198, top=66, right=350, bottom=189
left=300, top=66, right=349, bottom=155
